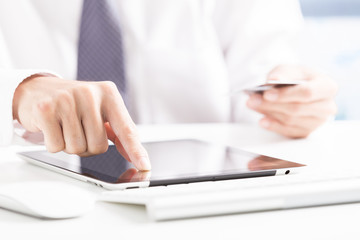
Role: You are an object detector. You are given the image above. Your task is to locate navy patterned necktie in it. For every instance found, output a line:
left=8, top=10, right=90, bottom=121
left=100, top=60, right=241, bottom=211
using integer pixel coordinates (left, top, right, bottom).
left=77, top=0, right=127, bottom=101
left=77, top=0, right=129, bottom=175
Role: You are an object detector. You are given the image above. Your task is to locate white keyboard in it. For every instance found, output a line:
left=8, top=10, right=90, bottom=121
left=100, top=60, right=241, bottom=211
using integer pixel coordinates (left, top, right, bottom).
left=100, top=171, right=360, bottom=221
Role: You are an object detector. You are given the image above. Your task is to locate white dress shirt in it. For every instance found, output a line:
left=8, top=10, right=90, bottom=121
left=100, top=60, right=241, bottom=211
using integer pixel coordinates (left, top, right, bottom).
left=0, top=0, right=303, bottom=145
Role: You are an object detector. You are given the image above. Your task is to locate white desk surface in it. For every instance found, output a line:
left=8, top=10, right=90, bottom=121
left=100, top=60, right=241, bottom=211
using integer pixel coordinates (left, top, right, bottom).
left=1, top=121, right=359, bottom=240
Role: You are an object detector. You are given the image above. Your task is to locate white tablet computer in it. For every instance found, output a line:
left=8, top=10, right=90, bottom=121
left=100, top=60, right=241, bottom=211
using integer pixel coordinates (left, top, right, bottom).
left=17, top=139, right=305, bottom=190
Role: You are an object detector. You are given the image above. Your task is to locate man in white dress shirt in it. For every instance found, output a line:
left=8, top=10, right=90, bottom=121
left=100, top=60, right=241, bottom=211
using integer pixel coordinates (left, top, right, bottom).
left=0, top=0, right=337, bottom=170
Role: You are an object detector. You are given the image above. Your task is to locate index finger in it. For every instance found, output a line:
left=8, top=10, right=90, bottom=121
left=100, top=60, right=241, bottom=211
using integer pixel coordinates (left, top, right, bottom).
left=101, top=82, right=151, bottom=171
left=263, top=79, right=337, bottom=103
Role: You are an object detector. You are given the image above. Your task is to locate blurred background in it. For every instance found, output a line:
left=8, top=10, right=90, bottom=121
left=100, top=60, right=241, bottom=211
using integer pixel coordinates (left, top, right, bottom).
left=298, top=0, right=360, bottom=120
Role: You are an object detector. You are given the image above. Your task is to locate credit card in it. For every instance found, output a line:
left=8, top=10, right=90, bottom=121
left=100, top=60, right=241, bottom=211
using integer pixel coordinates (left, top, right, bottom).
left=230, top=80, right=304, bottom=95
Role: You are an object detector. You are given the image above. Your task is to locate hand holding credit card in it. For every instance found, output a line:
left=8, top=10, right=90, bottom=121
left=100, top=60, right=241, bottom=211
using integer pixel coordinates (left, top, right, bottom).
left=233, top=65, right=338, bottom=139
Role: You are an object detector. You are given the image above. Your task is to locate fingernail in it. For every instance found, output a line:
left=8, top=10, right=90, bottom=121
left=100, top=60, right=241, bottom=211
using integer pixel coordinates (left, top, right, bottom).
left=139, top=157, right=152, bottom=171
left=260, top=119, right=271, bottom=129
left=248, top=95, right=262, bottom=108
left=264, top=90, right=278, bottom=101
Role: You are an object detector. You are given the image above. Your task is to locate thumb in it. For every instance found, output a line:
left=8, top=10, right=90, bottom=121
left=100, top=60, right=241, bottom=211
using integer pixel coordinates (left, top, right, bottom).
left=268, top=65, right=311, bottom=81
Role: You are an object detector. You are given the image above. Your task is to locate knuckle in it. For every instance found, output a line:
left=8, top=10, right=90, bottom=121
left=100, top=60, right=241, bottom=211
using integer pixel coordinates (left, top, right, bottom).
left=129, top=146, right=148, bottom=160
left=99, top=81, right=119, bottom=95
left=77, top=83, right=93, bottom=94
left=132, top=151, right=147, bottom=161
left=289, top=103, right=302, bottom=116
left=54, top=90, right=75, bottom=112
left=122, top=123, right=138, bottom=140
left=75, top=84, right=95, bottom=98
left=79, top=85, right=98, bottom=105
left=36, top=100, right=55, bottom=116
left=54, top=90, right=73, bottom=105
left=88, top=141, right=109, bottom=155
left=301, top=87, right=314, bottom=99
left=65, top=143, right=87, bottom=155
left=46, top=142, right=65, bottom=153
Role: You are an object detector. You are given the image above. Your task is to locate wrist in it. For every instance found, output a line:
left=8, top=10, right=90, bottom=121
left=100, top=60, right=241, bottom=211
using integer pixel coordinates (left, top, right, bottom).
left=12, top=72, right=57, bottom=122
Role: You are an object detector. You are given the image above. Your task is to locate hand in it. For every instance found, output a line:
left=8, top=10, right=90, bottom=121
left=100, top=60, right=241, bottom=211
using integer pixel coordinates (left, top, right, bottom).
left=12, top=75, right=151, bottom=170
left=246, top=65, right=338, bottom=138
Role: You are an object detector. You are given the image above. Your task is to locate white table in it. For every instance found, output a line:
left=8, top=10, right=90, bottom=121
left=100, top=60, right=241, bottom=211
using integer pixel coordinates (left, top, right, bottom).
left=1, top=121, right=360, bottom=240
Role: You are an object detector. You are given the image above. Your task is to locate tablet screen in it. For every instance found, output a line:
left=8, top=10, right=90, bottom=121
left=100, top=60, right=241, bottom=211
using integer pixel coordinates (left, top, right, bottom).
left=19, top=139, right=305, bottom=185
